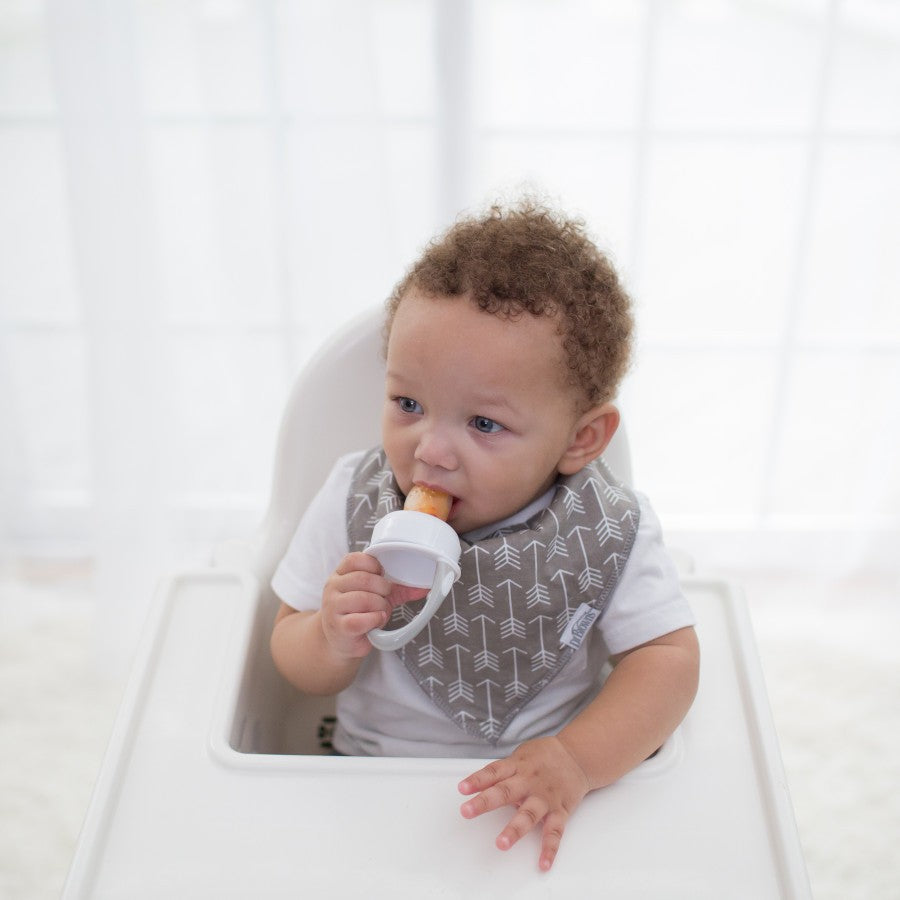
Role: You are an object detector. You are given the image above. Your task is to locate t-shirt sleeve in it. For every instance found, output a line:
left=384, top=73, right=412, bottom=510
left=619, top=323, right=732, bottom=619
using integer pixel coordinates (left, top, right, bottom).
left=598, top=492, right=695, bottom=656
left=270, top=451, right=361, bottom=611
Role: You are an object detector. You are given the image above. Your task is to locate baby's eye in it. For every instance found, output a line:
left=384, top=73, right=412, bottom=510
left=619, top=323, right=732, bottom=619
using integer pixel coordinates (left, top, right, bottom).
left=471, top=415, right=504, bottom=434
left=396, top=396, right=422, bottom=415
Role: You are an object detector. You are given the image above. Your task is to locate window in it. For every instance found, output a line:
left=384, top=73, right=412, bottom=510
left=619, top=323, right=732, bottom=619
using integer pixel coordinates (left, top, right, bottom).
left=2, top=0, right=898, bottom=573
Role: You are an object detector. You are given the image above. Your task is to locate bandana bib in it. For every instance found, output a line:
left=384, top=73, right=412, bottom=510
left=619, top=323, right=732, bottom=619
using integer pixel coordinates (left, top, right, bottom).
left=346, top=448, right=640, bottom=745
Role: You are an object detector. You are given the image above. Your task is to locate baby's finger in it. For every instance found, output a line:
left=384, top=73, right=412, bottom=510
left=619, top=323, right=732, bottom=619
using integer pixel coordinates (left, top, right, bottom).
left=329, top=586, right=390, bottom=616
left=336, top=552, right=384, bottom=576
left=458, top=759, right=514, bottom=799
left=333, top=569, right=394, bottom=603
left=538, top=811, right=567, bottom=871
left=343, top=609, right=390, bottom=636
left=459, top=778, right=527, bottom=821
left=494, top=797, right=548, bottom=852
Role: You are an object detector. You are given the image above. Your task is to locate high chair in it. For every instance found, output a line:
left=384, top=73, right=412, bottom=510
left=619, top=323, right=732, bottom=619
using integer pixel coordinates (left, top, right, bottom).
left=64, top=308, right=811, bottom=898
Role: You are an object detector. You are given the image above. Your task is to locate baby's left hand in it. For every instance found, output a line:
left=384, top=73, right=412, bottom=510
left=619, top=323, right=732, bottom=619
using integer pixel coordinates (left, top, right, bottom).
left=458, top=736, right=590, bottom=871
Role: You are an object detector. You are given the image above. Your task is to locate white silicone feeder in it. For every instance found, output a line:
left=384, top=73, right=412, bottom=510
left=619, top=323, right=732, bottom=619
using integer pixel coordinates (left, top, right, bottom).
left=365, top=509, right=461, bottom=651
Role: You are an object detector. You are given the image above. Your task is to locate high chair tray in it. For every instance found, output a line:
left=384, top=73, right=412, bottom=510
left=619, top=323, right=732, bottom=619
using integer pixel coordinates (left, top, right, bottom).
left=64, top=571, right=810, bottom=898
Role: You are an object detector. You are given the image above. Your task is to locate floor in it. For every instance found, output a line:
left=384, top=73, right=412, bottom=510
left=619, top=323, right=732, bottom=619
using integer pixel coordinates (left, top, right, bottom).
left=0, top=561, right=897, bottom=899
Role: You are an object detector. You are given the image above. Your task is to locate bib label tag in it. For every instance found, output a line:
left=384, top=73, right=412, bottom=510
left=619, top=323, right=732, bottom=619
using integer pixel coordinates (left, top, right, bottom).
left=560, top=603, right=601, bottom=649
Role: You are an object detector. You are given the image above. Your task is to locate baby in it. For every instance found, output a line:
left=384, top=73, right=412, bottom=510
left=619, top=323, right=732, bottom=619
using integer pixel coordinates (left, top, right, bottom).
left=270, top=201, right=699, bottom=871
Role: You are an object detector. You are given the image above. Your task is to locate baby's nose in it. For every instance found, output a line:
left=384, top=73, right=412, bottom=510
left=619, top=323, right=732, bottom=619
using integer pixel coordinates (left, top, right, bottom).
left=414, top=427, right=457, bottom=471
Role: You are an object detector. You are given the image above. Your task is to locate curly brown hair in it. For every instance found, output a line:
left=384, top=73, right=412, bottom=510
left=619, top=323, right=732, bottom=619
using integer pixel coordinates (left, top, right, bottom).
left=384, top=200, right=633, bottom=406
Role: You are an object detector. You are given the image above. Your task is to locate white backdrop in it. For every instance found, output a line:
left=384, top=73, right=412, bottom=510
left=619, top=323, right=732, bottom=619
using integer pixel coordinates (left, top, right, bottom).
left=1, top=0, right=899, bottom=658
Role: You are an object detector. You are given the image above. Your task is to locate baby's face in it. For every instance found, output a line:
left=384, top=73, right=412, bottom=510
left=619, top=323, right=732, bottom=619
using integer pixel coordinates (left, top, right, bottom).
left=382, top=290, right=585, bottom=535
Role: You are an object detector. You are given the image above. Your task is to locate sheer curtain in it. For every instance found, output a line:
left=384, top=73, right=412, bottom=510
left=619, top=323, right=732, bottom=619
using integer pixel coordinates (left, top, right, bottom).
left=2, top=0, right=898, bottom=666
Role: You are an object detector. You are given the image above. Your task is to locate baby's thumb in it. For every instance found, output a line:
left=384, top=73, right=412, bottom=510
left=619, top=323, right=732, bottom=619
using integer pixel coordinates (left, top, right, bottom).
left=388, top=584, right=429, bottom=608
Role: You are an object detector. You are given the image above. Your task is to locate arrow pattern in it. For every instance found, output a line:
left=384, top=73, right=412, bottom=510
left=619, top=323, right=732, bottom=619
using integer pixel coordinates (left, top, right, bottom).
left=442, top=587, right=469, bottom=637
left=417, top=620, right=444, bottom=669
left=346, top=448, right=640, bottom=745
left=503, top=645, right=529, bottom=702
left=552, top=568, right=577, bottom=631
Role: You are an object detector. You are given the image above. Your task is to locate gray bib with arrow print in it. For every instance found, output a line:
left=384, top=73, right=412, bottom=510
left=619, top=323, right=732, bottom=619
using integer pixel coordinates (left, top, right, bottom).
left=346, top=447, right=640, bottom=745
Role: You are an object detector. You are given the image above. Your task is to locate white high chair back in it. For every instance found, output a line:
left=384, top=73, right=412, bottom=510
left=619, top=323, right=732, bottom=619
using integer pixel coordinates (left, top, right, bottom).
left=251, top=306, right=634, bottom=586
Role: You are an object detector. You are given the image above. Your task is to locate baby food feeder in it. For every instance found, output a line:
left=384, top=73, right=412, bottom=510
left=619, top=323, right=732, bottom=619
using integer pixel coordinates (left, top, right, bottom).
left=63, top=308, right=811, bottom=899
left=366, top=508, right=461, bottom=650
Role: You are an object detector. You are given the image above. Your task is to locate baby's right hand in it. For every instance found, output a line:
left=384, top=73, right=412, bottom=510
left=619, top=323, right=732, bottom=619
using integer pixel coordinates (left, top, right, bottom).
left=321, top=552, right=427, bottom=659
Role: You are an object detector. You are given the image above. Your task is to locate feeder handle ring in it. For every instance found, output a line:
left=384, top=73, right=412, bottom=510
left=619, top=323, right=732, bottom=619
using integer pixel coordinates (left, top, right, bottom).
left=367, top=559, right=457, bottom=652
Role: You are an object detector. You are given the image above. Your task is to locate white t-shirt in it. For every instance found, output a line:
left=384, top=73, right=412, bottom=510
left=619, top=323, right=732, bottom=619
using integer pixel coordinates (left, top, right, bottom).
left=272, top=450, right=694, bottom=758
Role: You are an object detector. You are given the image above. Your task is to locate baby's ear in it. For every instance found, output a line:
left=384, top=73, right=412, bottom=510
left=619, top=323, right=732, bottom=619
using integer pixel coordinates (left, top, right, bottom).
left=557, top=404, right=620, bottom=475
